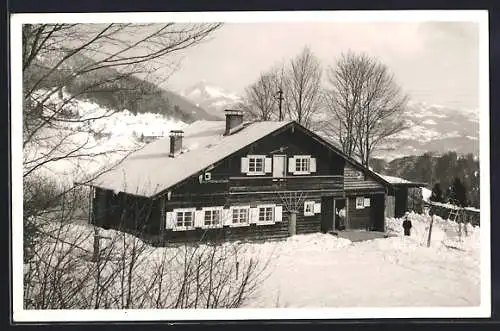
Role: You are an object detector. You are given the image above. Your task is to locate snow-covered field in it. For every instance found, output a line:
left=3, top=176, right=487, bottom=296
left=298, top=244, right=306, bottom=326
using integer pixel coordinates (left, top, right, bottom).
left=35, top=212, right=480, bottom=309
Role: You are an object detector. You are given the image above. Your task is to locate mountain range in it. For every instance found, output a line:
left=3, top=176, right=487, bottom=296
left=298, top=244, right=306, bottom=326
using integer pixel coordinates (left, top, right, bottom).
left=178, top=81, right=479, bottom=160
left=376, top=101, right=479, bottom=160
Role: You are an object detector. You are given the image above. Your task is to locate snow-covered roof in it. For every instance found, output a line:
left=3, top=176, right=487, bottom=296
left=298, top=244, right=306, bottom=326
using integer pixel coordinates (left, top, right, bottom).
left=425, top=200, right=480, bottom=213
left=376, top=173, right=427, bottom=187
left=92, top=120, right=292, bottom=197
left=377, top=174, right=412, bottom=184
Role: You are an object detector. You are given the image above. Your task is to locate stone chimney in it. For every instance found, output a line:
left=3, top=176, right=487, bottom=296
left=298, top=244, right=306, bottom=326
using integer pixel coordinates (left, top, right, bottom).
left=169, top=130, right=184, bottom=157
left=224, top=109, right=244, bottom=136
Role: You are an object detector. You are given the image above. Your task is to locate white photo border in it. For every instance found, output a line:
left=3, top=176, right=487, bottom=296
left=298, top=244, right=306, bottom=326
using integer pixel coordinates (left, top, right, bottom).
left=10, top=10, right=491, bottom=322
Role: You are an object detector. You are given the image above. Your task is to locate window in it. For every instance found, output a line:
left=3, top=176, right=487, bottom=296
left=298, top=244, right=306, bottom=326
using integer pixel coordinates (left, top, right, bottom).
left=304, top=201, right=315, bottom=216
left=356, top=197, right=365, bottom=209
left=204, top=172, right=212, bottom=181
left=204, top=209, right=221, bottom=226
left=176, top=210, right=194, bottom=228
left=258, top=206, right=274, bottom=223
left=248, top=156, right=265, bottom=174
left=232, top=207, right=249, bottom=225
left=364, top=198, right=371, bottom=207
left=295, top=156, right=310, bottom=173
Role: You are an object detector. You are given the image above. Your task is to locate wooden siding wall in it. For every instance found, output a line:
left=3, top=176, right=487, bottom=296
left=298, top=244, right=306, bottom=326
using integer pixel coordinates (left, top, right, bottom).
left=394, top=187, right=408, bottom=218
left=92, top=187, right=162, bottom=235
left=346, top=194, right=385, bottom=231
left=385, top=195, right=395, bottom=218
left=344, top=164, right=385, bottom=194
left=203, top=126, right=346, bottom=181
left=158, top=192, right=330, bottom=245
left=347, top=196, right=372, bottom=230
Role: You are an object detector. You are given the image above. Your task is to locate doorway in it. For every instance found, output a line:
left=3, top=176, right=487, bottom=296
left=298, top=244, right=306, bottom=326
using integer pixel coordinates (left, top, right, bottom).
left=334, top=199, right=347, bottom=230
left=371, top=194, right=385, bottom=231
left=320, top=196, right=334, bottom=233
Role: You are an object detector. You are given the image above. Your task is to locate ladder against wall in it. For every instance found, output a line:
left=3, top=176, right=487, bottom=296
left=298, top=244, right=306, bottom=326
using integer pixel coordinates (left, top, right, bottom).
left=424, top=201, right=470, bottom=249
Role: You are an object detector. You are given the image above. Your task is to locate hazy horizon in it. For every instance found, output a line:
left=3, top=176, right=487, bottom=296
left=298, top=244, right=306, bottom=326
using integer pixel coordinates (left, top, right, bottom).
left=160, top=21, right=479, bottom=111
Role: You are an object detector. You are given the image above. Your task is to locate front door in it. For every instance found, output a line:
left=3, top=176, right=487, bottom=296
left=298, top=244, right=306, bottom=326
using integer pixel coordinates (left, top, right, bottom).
left=273, top=155, right=286, bottom=178
left=320, top=196, right=334, bottom=233
left=334, top=199, right=346, bottom=230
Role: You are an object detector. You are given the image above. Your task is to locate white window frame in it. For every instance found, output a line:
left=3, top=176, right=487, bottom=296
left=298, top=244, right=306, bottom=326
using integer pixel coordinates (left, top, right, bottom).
left=304, top=200, right=315, bottom=216
left=294, top=155, right=311, bottom=175
left=204, top=172, right=212, bottom=181
left=230, top=206, right=250, bottom=227
left=202, top=206, right=223, bottom=228
left=257, top=204, right=275, bottom=225
left=356, top=197, right=365, bottom=209
left=247, top=155, right=266, bottom=175
left=173, top=208, right=196, bottom=231
left=364, top=198, right=371, bottom=207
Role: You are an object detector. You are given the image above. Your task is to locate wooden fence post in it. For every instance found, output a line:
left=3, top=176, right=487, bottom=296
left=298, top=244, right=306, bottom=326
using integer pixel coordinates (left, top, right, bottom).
left=427, top=214, right=434, bottom=248
left=288, top=211, right=297, bottom=237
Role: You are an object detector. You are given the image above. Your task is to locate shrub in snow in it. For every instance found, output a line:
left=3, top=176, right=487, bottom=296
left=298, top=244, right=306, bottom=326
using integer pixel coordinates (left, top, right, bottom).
left=24, top=220, right=268, bottom=309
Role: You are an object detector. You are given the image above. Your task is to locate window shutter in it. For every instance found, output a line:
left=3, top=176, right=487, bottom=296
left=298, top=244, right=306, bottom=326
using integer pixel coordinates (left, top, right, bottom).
left=249, top=207, right=258, bottom=224
left=165, top=211, right=175, bottom=229
left=288, top=157, right=295, bottom=173
left=264, top=157, right=272, bottom=173
left=275, top=205, right=283, bottom=223
left=195, top=210, right=204, bottom=227
left=241, top=157, right=249, bottom=173
left=310, top=157, right=317, bottom=173
left=314, top=202, right=321, bottom=213
left=222, top=208, right=232, bottom=226
left=303, top=201, right=309, bottom=216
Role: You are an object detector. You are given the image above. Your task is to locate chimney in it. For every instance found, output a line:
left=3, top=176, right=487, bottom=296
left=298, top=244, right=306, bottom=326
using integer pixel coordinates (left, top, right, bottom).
left=224, top=109, right=244, bottom=136
left=169, top=130, right=184, bottom=157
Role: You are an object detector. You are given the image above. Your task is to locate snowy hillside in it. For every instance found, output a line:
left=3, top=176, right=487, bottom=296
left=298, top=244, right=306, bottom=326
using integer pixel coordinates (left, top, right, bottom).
left=24, top=90, right=187, bottom=186
left=181, top=81, right=242, bottom=119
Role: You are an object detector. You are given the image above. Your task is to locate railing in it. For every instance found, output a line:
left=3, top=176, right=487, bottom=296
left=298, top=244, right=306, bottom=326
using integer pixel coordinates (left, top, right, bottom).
left=228, top=175, right=344, bottom=193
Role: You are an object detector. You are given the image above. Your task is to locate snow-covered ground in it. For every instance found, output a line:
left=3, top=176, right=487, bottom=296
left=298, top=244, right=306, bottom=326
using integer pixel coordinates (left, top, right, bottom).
left=245, top=213, right=480, bottom=308
left=36, top=212, right=480, bottom=309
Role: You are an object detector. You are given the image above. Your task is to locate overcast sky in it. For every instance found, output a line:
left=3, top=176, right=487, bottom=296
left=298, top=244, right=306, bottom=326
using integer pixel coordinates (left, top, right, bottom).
left=162, top=21, right=479, bottom=110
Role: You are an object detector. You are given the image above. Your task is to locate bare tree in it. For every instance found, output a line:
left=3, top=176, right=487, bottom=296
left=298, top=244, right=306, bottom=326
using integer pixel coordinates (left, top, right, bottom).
left=237, top=65, right=286, bottom=121
left=22, top=23, right=222, bottom=261
left=283, top=46, right=323, bottom=128
left=324, top=51, right=409, bottom=166
left=23, top=23, right=222, bottom=179
left=239, top=46, right=322, bottom=127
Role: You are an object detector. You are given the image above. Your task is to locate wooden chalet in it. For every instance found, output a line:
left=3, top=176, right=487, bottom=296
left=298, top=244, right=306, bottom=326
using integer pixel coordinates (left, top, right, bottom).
left=89, top=110, right=424, bottom=245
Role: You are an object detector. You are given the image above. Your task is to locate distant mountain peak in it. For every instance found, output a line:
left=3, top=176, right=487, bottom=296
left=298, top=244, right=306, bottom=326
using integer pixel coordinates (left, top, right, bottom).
left=181, top=81, right=242, bottom=119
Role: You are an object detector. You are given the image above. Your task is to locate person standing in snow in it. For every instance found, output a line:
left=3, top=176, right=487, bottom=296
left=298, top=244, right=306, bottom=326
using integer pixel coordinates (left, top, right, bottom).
left=402, top=212, right=412, bottom=236
left=338, top=207, right=346, bottom=230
